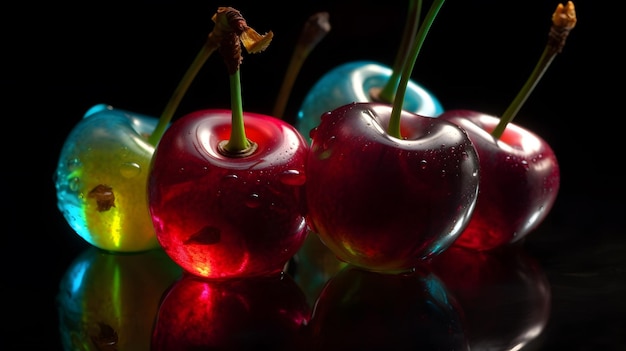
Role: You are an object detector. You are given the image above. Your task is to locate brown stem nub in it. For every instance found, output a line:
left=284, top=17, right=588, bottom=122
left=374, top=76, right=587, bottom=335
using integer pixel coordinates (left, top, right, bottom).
left=211, top=7, right=274, bottom=74
left=219, top=32, right=243, bottom=75
left=490, top=1, right=577, bottom=140
left=547, top=1, right=577, bottom=55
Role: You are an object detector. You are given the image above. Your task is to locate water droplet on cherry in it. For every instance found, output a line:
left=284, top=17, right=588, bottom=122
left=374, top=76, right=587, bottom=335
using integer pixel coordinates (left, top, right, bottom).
left=120, top=162, right=141, bottom=178
left=245, top=193, right=262, bottom=208
left=69, top=177, right=81, bottom=192
left=223, top=174, right=238, bottom=181
left=520, top=159, right=529, bottom=169
left=323, top=136, right=336, bottom=150
left=420, top=160, right=428, bottom=170
left=67, top=158, right=81, bottom=170
left=278, top=170, right=306, bottom=186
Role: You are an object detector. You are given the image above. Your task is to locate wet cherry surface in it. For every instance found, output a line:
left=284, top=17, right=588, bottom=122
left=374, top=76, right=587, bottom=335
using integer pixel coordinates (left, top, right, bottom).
left=148, top=109, right=309, bottom=279
left=439, top=110, right=560, bottom=251
left=306, top=102, right=480, bottom=272
left=54, top=104, right=162, bottom=253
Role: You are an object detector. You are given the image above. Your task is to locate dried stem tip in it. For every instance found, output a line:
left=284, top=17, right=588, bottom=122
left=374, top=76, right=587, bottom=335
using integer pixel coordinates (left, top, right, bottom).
left=210, top=7, right=274, bottom=74
left=548, top=1, right=577, bottom=54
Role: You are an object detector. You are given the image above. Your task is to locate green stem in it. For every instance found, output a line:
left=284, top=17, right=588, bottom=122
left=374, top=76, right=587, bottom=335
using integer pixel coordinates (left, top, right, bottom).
left=212, top=7, right=272, bottom=157
left=378, top=0, right=421, bottom=103
left=490, top=49, right=555, bottom=139
left=223, top=70, right=251, bottom=152
left=148, top=43, right=216, bottom=146
left=272, top=12, right=331, bottom=119
left=491, top=1, right=577, bottom=140
left=388, top=0, right=445, bottom=138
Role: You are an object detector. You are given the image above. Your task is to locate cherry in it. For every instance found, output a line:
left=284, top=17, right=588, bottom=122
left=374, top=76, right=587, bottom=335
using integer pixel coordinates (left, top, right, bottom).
left=55, top=105, right=162, bottom=252
left=306, top=102, right=479, bottom=272
left=439, top=1, right=576, bottom=250
left=149, top=109, right=309, bottom=279
left=304, top=0, right=479, bottom=273
left=148, top=8, right=309, bottom=279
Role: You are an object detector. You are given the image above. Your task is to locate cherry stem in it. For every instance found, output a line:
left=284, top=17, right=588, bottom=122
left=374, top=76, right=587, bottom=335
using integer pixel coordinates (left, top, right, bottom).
left=376, top=0, right=421, bottom=103
left=491, top=1, right=577, bottom=140
left=213, top=7, right=273, bottom=156
left=388, top=0, right=445, bottom=138
left=272, top=12, right=331, bottom=119
left=148, top=43, right=216, bottom=146
left=230, top=70, right=250, bottom=146
left=148, top=7, right=241, bottom=146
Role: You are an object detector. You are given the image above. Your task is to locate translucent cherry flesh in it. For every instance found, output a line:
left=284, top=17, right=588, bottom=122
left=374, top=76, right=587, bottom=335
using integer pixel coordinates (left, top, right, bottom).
left=55, top=104, right=161, bottom=252
left=439, top=110, right=560, bottom=250
left=305, top=102, right=480, bottom=273
left=148, top=109, right=309, bottom=279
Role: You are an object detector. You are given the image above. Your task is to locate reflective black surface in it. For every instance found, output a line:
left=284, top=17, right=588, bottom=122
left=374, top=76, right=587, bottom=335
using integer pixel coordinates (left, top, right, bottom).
left=7, top=1, right=624, bottom=349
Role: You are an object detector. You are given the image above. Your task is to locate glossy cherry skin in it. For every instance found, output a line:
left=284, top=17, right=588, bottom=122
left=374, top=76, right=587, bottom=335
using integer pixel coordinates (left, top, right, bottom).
left=305, top=102, right=480, bottom=273
left=296, top=61, right=444, bottom=143
left=151, top=273, right=311, bottom=350
left=438, top=110, right=560, bottom=250
left=148, top=109, right=309, bottom=279
left=55, top=104, right=161, bottom=252
left=306, top=265, right=469, bottom=350
left=427, top=245, right=551, bottom=350
left=57, top=247, right=182, bottom=351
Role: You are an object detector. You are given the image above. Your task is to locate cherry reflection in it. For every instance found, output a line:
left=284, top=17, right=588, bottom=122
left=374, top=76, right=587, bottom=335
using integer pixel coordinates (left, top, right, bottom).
left=291, top=230, right=348, bottom=305
left=151, top=272, right=310, bottom=350
left=56, top=247, right=182, bottom=351
left=427, top=245, right=551, bottom=351
left=306, top=265, right=469, bottom=350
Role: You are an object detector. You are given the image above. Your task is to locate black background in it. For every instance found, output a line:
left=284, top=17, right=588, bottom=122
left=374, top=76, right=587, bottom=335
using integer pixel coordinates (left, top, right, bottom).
left=4, top=1, right=624, bottom=349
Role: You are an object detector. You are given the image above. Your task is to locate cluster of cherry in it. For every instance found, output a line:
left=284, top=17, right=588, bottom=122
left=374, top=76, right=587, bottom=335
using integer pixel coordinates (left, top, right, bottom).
left=54, top=3, right=574, bottom=279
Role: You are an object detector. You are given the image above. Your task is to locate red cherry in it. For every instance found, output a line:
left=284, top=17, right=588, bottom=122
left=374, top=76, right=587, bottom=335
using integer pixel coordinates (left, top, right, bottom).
left=148, top=109, right=309, bottom=279
left=305, top=102, right=480, bottom=272
left=439, top=111, right=560, bottom=250
left=436, top=2, right=575, bottom=250
left=151, top=273, right=310, bottom=350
